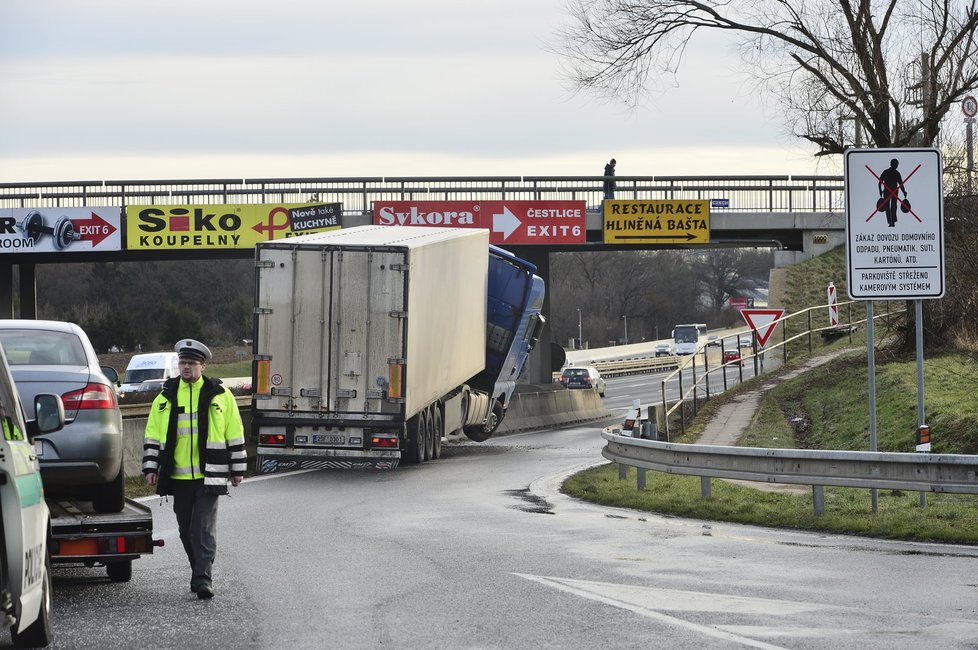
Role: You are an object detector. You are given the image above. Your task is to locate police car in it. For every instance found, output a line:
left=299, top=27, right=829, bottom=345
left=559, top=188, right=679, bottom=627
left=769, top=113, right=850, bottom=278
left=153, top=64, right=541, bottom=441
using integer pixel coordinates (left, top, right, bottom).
left=0, top=343, right=64, bottom=647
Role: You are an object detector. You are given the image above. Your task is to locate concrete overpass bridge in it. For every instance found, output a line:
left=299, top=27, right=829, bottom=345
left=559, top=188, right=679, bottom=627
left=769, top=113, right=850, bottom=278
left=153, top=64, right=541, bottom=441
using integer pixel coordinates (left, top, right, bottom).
left=0, top=174, right=846, bottom=381
left=0, top=174, right=847, bottom=269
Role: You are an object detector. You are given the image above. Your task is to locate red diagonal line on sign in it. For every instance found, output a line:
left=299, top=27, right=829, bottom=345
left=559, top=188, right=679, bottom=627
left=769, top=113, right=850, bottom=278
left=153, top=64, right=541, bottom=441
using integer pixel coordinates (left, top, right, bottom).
left=864, top=163, right=923, bottom=222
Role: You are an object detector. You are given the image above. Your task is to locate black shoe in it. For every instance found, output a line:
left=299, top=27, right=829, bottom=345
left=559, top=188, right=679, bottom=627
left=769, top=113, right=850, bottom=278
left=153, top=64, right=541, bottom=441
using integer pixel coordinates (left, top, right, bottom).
left=196, top=585, right=214, bottom=600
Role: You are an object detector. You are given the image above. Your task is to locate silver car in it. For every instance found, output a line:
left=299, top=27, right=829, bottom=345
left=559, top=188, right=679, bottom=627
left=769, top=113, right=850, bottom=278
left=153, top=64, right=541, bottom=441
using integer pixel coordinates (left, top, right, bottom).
left=0, top=320, right=125, bottom=513
left=559, top=366, right=606, bottom=397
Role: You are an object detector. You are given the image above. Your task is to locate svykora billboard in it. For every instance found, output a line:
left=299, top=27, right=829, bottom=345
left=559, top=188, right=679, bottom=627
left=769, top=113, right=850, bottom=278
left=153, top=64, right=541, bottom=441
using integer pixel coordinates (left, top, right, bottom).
left=372, top=200, right=586, bottom=245
left=0, top=207, right=123, bottom=253
left=126, top=202, right=342, bottom=250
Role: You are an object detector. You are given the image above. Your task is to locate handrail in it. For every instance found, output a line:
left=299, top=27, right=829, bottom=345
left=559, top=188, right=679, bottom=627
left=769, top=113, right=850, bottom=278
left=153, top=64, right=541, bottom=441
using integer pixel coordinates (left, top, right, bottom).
left=659, top=300, right=908, bottom=438
left=601, top=429, right=978, bottom=515
left=0, top=175, right=846, bottom=213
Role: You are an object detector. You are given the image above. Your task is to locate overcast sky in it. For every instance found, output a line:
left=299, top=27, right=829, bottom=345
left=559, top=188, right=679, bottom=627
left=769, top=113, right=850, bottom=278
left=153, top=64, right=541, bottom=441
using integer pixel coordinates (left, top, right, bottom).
left=0, top=1, right=836, bottom=183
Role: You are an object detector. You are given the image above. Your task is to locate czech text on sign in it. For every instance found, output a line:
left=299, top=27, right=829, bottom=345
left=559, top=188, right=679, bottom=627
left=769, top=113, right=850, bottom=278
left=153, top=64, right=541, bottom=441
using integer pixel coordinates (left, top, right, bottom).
left=844, top=148, right=945, bottom=299
left=126, top=203, right=342, bottom=250
left=603, top=200, right=710, bottom=244
left=371, top=200, right=586, bottom=245
left=0, top=207, right=122, bottom=253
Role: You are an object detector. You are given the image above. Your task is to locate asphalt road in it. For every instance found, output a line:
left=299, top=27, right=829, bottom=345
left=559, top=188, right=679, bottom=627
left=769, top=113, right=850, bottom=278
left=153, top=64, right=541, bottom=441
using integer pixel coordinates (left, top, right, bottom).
left=37, top=420, right=978, bottom=649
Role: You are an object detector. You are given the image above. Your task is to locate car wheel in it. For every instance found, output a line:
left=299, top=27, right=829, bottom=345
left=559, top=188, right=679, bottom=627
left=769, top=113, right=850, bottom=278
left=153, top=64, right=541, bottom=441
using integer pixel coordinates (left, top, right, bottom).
left=11, top=551, right=53, bottom=648
left=92, top=467, right=125, bottom=513
left=599, top=387, right=606, bottom=397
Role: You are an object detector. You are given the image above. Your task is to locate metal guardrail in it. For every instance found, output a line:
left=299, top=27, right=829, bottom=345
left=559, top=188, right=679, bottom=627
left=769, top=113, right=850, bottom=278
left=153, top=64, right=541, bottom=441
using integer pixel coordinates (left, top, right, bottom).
left=119, top=394, right=251, bottom=418
left=659, top=300, right=908, bottom=437
left=601, top=430, right=978, bottom=515
left=0, top=175, right=845, bottom=213
left=552, top=355, right=680, bottom=382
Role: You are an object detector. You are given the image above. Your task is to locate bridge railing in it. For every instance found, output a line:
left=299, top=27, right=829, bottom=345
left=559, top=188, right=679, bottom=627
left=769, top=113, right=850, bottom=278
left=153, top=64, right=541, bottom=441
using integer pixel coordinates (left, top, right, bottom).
left=0, top=175, right=845, bottom=213
left=660, top=300, right=908, bottom=438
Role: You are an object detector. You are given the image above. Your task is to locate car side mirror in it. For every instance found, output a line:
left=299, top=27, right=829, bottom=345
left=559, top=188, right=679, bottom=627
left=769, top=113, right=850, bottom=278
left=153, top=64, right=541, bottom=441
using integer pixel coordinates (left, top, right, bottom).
left=101, top=365, right=120, bottom=385
left=34, top=393, right=65, bottom=434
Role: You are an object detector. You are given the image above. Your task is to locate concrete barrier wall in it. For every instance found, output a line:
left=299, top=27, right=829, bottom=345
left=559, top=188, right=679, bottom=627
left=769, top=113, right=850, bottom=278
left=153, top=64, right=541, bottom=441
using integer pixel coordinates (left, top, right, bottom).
left=121, top=388, right=610, bottom=475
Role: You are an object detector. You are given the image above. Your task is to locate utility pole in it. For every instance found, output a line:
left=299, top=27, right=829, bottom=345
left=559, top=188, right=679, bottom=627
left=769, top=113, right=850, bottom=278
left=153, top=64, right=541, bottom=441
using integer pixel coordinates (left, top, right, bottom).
left=577, top=308, right=583, bottom=349
left=621, top=315, right=628, bottom=345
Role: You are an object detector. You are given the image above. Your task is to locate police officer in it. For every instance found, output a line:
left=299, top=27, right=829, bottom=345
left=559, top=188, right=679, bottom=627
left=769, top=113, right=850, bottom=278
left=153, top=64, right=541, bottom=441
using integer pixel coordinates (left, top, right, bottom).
left=143, top=339, right=246, bottom=599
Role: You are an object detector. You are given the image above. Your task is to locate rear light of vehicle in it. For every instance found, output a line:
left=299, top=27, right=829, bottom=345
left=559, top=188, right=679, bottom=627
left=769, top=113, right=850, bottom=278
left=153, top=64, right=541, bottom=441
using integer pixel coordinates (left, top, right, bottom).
left=62, top=383, right=117, bottom=410
left=371, top=433, right=398, bottom=449
left=258, top=433, right=286, bottom=446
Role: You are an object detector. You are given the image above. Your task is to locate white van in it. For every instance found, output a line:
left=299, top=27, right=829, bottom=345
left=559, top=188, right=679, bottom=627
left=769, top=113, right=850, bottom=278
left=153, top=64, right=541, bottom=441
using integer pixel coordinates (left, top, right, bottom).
left=118, top=352, right=180, bottom=395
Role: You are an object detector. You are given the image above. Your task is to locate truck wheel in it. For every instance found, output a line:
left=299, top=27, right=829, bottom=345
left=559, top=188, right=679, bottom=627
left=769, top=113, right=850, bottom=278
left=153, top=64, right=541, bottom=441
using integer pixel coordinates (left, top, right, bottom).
left=421, top=408, right=434, bottom=462
left=463, top=400, right=504, bottom=443
left=107, top=560, right=133, bottom=583
left=12, top=552, right=53, bottom=648
left=403, top=415, right=423, bottom=464
left=92, top=467, right=125, bottom=514
left=431, top=407, right=443, bottom=460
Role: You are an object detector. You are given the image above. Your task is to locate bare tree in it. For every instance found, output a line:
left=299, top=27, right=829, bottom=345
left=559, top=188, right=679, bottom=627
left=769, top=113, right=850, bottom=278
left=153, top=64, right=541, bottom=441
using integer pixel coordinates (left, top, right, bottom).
left=556, top=0, right=978, bottom=154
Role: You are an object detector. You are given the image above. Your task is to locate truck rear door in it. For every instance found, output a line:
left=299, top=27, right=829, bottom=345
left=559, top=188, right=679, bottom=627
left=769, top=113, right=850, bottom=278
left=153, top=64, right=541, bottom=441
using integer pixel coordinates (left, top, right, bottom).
left=255, top=245, right=407, bottom=417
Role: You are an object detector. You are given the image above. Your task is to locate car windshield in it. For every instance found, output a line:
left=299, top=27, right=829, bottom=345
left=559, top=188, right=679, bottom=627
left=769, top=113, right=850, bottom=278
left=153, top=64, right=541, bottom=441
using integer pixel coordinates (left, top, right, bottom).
left=124, top=368, right=165, bottom=384
left=0, top=329, right=88, bottom=365
left=563, top=369, right=588, bottom=378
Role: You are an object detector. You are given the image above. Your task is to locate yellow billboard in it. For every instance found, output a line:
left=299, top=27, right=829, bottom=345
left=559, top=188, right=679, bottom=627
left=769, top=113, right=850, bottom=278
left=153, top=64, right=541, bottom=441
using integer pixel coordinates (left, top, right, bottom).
left=126, top=202, right=341, bottom=250
left=603, top=200, right=710, bottom=244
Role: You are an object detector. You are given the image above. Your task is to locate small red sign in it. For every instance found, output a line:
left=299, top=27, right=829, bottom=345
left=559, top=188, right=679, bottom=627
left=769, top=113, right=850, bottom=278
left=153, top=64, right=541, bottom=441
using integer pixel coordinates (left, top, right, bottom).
left=372, top=200, right=586, bottom=245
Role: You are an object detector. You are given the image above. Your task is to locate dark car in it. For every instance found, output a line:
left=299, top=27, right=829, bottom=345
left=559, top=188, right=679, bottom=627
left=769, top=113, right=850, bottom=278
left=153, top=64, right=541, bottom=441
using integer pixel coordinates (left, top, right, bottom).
left=0, top=320, right=125, bottom=513
left=558, top=366, right=606, bottom=397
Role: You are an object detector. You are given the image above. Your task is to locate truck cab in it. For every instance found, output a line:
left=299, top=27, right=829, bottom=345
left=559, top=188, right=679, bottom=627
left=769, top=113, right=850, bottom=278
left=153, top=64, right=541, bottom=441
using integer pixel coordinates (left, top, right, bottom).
left=0, top=343, right=63, bottom=647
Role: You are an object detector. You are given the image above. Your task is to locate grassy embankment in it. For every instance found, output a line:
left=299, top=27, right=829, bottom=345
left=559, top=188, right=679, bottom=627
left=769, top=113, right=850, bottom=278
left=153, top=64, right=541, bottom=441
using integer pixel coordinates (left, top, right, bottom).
left=564, top=246, right=978, bottom=544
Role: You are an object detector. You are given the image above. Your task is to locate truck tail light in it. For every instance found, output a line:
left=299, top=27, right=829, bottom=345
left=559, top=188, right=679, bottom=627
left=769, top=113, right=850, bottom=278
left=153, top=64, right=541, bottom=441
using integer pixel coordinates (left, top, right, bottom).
left=258, top=433, right=286, bottom=446
left=371, top=433, right=398, bottom=449
left=62, top=383, right=117, bottom=410
left=388, top=363, right=403, bottom=399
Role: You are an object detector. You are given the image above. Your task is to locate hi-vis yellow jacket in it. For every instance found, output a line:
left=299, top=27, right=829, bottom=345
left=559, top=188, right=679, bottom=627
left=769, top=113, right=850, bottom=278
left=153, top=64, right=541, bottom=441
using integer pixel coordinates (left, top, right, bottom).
left=142, top=375, right=246, bottom=495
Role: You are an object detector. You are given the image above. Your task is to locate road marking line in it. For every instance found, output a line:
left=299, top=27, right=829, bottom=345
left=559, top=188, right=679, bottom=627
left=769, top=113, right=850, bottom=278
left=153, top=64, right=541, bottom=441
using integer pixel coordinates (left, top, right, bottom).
left=514, top=573, right=792, bottom=649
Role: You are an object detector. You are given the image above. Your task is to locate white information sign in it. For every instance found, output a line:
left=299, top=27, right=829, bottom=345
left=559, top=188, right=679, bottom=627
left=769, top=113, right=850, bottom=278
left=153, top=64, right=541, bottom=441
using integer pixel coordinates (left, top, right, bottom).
left=844, top=148, right=945, bottom=300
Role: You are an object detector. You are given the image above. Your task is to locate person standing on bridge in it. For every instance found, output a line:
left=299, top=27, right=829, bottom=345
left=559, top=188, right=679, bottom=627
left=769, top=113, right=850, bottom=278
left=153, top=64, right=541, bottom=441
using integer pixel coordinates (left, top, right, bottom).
left=603, top=158, right=617, bottom=200
left=143, top=338, right=246, bottom=600
left=878, top=158, right=907, bottom=228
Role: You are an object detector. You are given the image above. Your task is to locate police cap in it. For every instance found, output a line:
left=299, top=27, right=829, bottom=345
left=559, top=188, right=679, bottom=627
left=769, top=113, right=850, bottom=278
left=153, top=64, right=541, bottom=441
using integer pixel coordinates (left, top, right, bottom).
left=175, top=338, right=212, bottom=363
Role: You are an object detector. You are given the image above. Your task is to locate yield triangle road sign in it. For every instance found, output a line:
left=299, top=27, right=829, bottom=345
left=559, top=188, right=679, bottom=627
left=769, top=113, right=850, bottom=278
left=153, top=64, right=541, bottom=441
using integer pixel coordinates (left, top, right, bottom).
left=741, top=309, right=785, bottom=347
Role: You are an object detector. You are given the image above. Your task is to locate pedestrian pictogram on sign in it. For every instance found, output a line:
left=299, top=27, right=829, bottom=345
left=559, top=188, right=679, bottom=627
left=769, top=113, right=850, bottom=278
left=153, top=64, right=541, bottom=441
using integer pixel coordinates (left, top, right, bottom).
left=844, top=148, right=945, bottom=300
left=741, top=309, right=785, bottom=347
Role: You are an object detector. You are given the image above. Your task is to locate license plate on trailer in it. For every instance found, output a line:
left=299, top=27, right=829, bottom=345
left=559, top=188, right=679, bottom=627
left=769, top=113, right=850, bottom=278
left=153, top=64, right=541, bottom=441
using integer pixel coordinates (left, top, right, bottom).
left=312, top=434, right=344, bottom=445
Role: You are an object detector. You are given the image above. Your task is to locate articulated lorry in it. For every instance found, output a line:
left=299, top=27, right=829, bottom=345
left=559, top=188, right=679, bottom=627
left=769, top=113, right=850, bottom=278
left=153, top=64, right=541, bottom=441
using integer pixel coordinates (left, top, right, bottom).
left=251, top=225, right=546, bottom=471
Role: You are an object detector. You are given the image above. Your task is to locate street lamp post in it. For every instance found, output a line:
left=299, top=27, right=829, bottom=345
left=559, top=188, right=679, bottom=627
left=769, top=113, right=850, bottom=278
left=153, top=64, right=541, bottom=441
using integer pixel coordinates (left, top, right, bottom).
left=577, top=308, right=583, bottom=349
left=621, top=315, right=628, bottom=345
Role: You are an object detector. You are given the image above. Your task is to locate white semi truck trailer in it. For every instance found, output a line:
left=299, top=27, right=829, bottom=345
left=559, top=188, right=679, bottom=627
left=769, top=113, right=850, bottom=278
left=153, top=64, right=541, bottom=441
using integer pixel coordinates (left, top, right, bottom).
left=251, top=225, right=545, bottom=471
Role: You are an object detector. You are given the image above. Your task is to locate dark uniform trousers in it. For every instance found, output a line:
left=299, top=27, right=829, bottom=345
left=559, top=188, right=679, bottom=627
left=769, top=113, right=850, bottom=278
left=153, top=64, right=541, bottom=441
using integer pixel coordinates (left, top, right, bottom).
left=170, top=478, right=219, bottom=590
